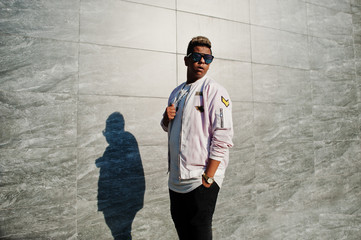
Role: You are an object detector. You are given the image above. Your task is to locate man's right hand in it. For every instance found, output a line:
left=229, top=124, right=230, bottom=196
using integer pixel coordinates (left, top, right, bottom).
left=162, top=104, right=176, bottom=128
left=166, top=104, right=176, bottom=121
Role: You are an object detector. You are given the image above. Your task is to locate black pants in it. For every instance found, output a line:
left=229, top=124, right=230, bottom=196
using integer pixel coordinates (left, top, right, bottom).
left=169, top=183, right=220, bottom=240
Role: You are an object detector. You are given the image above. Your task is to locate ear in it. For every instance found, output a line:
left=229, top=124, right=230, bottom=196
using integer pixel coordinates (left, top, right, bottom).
left=184, top=56, right=189, bottom=67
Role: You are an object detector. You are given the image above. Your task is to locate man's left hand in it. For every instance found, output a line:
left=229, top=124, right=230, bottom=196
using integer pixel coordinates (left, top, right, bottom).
left=202, top=177, right=212, bottom=188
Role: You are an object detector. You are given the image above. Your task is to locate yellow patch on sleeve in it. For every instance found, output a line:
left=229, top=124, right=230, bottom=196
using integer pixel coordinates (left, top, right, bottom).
left=221, top=96, right=230, bottom=107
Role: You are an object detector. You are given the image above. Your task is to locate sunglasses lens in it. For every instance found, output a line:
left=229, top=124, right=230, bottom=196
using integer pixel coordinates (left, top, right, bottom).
left=192, top=53, right=202, bottom=62
left=204, top=55, right=213, bottom=64
left=191, top=53, right=213, bottom=64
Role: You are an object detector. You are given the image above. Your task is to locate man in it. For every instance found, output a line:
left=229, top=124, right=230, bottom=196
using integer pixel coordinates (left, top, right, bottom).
left=161, top=36, right=233, bottom=240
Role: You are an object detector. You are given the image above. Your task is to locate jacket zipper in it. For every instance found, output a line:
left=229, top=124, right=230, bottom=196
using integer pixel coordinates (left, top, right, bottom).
left=220, top=108, right=224, bottom=128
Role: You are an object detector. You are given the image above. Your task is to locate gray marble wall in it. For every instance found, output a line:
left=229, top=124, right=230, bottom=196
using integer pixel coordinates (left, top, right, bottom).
left=1, top=0, right=360, bottom=239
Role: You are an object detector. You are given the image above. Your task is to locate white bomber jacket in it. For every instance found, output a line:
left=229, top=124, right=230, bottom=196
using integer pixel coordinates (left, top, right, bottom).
left=161, top=76, right=234, bottom=180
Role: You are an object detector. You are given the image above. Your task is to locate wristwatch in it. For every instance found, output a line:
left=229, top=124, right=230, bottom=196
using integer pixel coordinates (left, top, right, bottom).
left=202, top=173, right=214, bottom=184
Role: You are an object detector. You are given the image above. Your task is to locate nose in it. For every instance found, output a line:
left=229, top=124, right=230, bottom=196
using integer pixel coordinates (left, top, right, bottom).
left=199, top=56, right=206, bottom=64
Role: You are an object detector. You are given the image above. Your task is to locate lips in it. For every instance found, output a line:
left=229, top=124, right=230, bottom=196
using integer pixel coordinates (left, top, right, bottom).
left=196, top=66, right=204, bottom=72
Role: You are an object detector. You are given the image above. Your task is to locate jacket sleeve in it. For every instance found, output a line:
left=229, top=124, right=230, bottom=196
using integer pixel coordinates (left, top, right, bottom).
left=160, top=115, right=169, bottom=132
left=207, top=83, right=234, bottom=162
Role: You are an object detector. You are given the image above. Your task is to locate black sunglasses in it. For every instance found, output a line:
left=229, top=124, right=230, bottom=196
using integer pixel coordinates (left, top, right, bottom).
left=187, top=52, right=214, bottom=64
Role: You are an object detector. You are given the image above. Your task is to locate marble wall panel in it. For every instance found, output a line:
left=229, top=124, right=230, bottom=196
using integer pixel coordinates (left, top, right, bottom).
left=232, top=102, right=254, bottom=147
left=77, top=111, right=168, bottom=236
left=0, top=148, right=76, bottom=207
left=311, top=71, right=358, bottom=107
left=131, top=148, right=176, bottom=239
left=77, top=145, right=141, bottom=240
left=352, top=0, right=361, bottom=6
left=307, top=3, right=353, bottom=41
left=253, top=64, right=311, bottom=104
left=213, top=214, right=259, bottom=240
left=77, top=145, right=167, bottom=201
left=314, top=140, right=361, bottom=177
left=0, top=148, right=75, bottom=190
left=353, top=2, right=361, bottom=34
left=358, top=62, right=361, bottom=91
left=253, top=102, right=313, bottom=142
left=217, top=175, right=256, bottom=213
left=0, top=147, right=76, bottom=238
left=251, top=26, right=309, bottom=69
left=0, top=91, right=76, bottom=149
left=177, top=12, right=251, bottom=61
left=306, top=0, right=352, bottom=13
left=77, top=95, right=167, bottom=148
left=0, top=205, right=76, bottom=239
left=76, top=199, right=112, bottom=240
left=355, top=39, right=361, bottom=61
left=79, top=43, right=176, bottom=97
left=353, top=0, right=361, bottom=126
left=132, top=204, right=176, bottom=240
left=354, top=0, right=361, bottom=126
left=358, top=98, right=361, bottom=139
left=77, top=144, right=174, bottom=240
left=311, top=174, right=361, bottom=215
left=354, top=2, right=361, bottom=33
left=206, top=60, right=253, bottom=102
left=255, top=141, right=314, bottom=183
left=139, top=146, right=168, bottom=194
left=177, top=56, right=253, bottom=101
left=225, top=146, right=255, bottom=187
left=214, top=189, right=257, bottom=239
left=0, top=0, right=79, bottom=41
left=316, top=214, right=361, bottom=239
left=124, top=0, right=175, bottom=9
left=312, top=105, right=359, bottom=141
left=253, top=212, right=319, bottom=239
left=77, top=146, right=102, bottom=202
left=309, top=35, right=357, bottom=107
left=309, top=37, right=354, bottom=72
left=80, top=0, right=176, bottom=52
left=0, top=34, right=78, bottom=93
left=250, top=0, right=308, bottom=34
left=177, top=0, right=249, bottom=23
left=213, top=139, right=256, bottom=238
left=1, top=186, right=75, bottom=210
left=308, top=37, right=355, bottom=80
left=254, top=179, right=317, bottom=213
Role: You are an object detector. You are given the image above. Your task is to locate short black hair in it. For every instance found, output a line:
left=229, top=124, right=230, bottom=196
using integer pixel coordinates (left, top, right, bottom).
left=186, top=36, right=212, bottom=55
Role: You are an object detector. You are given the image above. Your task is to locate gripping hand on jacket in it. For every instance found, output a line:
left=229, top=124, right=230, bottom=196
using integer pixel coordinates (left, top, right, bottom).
left=162, top=104, right=176, bottom=128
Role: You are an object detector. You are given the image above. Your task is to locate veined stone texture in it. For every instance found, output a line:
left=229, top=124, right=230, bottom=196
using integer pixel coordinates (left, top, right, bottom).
left=0, top=0, right=360, bottom=239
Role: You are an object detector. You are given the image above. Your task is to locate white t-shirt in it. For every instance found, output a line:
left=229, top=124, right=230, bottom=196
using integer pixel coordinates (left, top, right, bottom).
left=168, top=83, right=202, bottom=193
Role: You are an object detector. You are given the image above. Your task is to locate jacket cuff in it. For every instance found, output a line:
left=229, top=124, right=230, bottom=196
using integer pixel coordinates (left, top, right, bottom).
left=208, top=154, right=223, bottom=162
left=160, top=119, right=168, bottom=132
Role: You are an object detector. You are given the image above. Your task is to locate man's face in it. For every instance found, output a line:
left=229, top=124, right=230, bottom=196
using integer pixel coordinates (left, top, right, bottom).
left=185, top=46, right=212, bottom=83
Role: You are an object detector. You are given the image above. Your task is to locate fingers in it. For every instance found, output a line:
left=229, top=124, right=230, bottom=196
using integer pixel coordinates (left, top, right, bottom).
left=167, top=104, right=176, bottom=120
left=202, top=177, right=211, bottom=188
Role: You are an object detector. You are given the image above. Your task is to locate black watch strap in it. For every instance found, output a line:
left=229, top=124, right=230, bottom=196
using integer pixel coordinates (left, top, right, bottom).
left=202, top=173, right=214, bottom=184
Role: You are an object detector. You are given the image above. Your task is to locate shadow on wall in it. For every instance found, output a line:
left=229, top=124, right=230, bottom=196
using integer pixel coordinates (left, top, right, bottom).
left=96, top=112, right=145, bottom=240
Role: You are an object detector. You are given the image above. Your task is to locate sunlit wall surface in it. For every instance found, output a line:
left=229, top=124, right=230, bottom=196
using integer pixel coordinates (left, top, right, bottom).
left=1, top=0, right=360, bottom=239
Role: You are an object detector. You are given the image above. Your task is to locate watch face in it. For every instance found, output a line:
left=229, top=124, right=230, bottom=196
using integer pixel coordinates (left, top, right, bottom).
left=207, top=178, right=214, bottom=184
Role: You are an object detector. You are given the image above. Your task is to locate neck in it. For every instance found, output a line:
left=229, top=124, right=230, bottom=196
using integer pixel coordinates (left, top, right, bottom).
left=187, top=75, right=205, bottom=84
left=186, top=79, right=196, bottom=84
